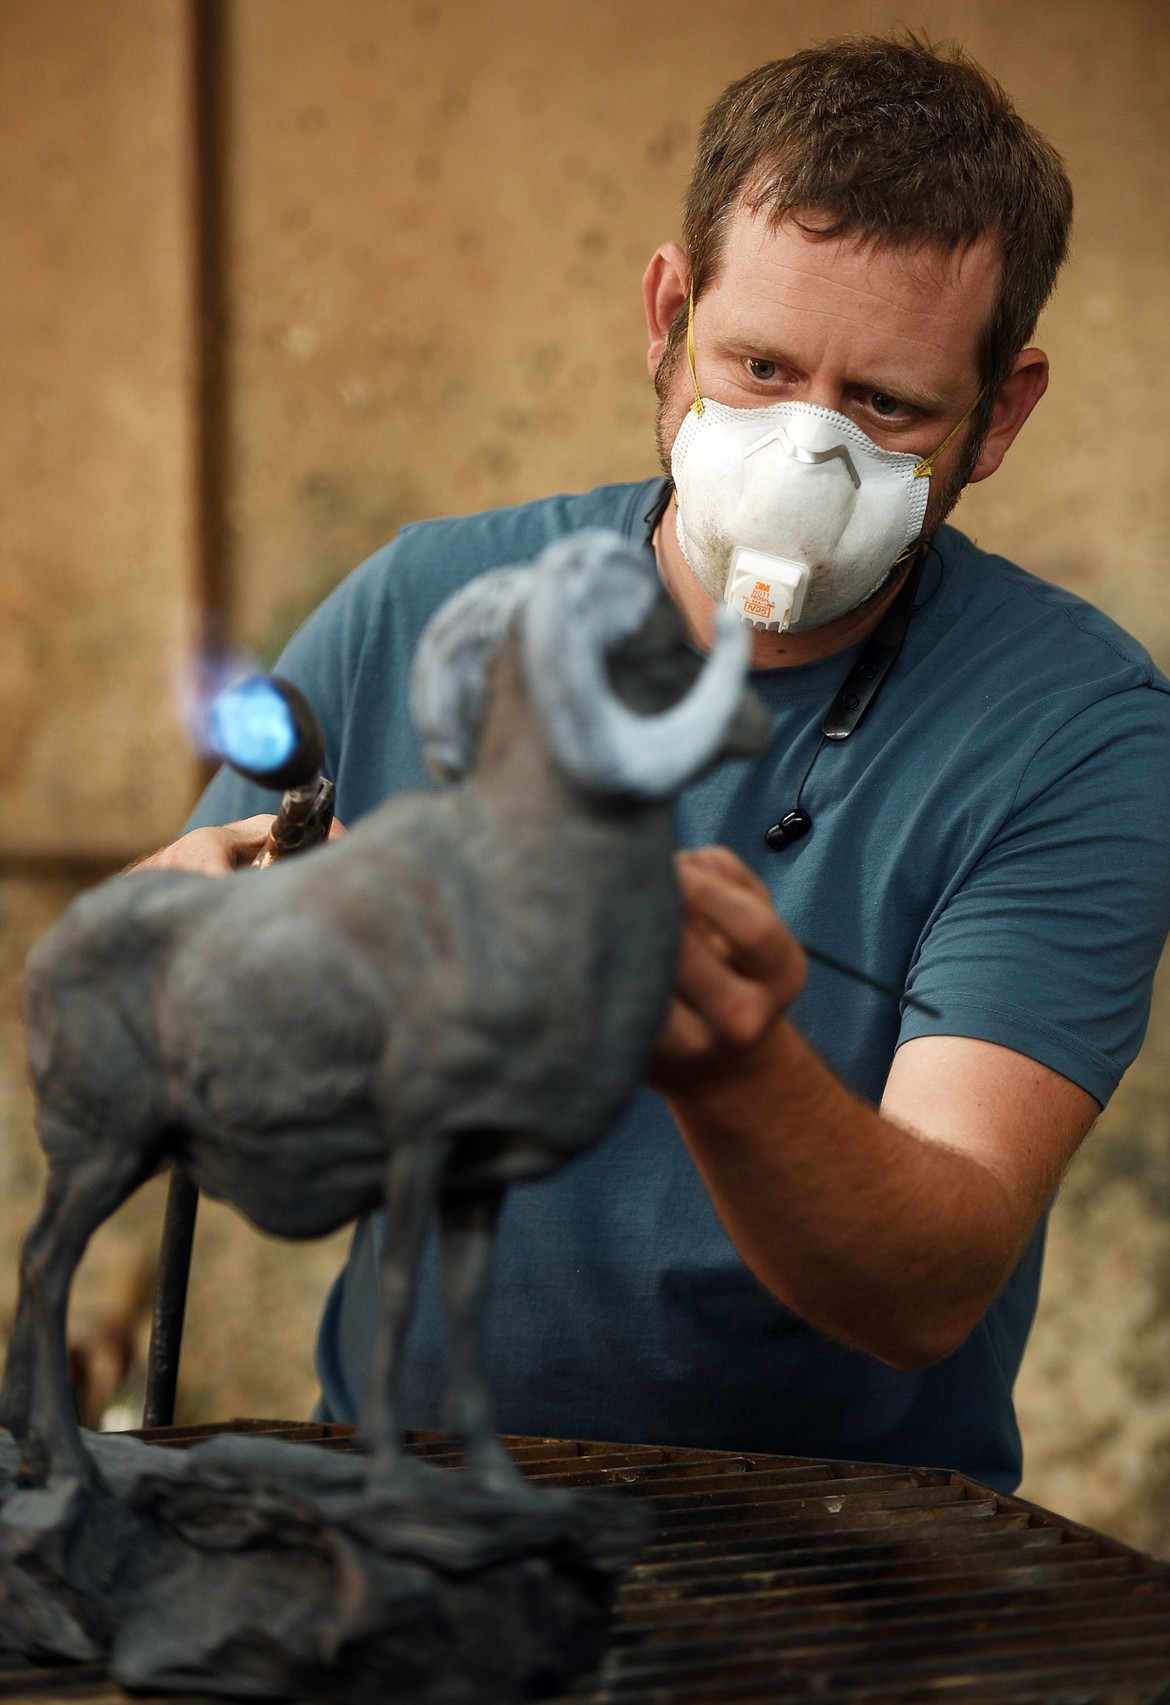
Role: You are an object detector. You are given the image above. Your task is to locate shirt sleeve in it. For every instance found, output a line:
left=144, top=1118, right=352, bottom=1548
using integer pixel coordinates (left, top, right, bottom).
left=898, top=682, right=1170, bottom=1106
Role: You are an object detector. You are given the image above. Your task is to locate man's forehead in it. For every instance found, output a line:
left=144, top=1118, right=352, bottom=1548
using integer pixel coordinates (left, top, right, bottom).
left=717, top=203, right=1000, bottom=305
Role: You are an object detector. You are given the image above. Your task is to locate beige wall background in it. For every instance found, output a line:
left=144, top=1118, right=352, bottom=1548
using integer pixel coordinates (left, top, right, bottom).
left=2, top=0, right=1168, bottom=1551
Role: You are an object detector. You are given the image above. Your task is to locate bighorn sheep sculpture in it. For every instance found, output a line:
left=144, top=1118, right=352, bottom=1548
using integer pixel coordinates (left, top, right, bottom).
left=0, top=529, right=768, bottom=1495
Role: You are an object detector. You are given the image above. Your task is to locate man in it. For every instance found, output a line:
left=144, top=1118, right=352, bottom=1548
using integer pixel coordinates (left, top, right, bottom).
left=146, top=37, right=1170, bottom=1490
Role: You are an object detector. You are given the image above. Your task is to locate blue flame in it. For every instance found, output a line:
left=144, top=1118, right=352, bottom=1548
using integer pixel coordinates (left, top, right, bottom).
left=206, top=675, right=298, bottom=774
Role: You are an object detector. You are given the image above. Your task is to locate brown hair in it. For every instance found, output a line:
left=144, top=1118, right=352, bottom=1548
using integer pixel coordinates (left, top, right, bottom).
left=669, top=34, right=1072, bottom=453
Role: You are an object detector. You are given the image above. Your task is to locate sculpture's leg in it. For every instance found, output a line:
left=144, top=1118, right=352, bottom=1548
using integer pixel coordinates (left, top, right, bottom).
left=438, top=1183, right=527, bottom=1495
left=361, top=1138, right=449, bottom=1490
left=1, top=1141, right=156, bottom=1485
left=0, top=1174, right=66, bottom=1445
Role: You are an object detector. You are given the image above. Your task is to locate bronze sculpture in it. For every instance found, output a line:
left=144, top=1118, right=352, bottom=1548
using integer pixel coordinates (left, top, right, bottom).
left=0, top=530, right=767, bottom=1700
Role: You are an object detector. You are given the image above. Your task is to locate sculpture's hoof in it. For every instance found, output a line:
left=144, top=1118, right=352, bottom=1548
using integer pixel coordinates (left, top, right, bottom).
left=462, top=1444, right=539, bottom=1503
left=363, top=1449, right=434, bottom=1501
left=10, top=1436, right=105, bottom=1498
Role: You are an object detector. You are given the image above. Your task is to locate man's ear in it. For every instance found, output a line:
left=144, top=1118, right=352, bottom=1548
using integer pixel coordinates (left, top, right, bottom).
left=967, top=348, right=1049, bottom=484
left=643, top=243, right=690, bottom=382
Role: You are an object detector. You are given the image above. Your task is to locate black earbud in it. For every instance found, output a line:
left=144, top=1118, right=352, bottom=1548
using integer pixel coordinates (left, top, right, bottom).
left=764, top=808, right=812, bottom=850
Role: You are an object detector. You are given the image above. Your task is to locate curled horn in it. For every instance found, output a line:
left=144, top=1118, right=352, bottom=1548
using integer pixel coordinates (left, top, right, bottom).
left=522, top=529, right=751, bottom=800
left=410, top=566, right=534, bottom=777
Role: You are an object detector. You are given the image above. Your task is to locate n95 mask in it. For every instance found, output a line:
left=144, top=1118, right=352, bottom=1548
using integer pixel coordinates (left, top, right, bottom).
left=670, top=397, right=932, bottom=633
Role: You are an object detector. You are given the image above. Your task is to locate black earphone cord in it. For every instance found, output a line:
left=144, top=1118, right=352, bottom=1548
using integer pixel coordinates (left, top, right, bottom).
left=639, top=485, right=939, bottom=1016
left=759, top=548, right=941, bottom=1017
left=764, top=548, right=926, bottom=850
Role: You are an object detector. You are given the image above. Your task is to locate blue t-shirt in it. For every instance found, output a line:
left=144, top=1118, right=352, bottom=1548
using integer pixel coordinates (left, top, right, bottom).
left=188, top=479, right=1170, bottom=1489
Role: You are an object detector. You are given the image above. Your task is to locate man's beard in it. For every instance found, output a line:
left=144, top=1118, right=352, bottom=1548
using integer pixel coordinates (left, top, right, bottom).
left=653, top=318, right=687, bottom=480
left=919, top=432, right=982, bottom=541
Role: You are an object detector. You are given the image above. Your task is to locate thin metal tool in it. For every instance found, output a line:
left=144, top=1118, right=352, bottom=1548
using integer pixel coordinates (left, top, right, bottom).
left=802, top=941, right=940, bottom=1018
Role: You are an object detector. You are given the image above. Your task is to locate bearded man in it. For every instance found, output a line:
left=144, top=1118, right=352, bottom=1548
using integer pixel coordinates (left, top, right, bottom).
left=147, top=36, right=1170, bottom=1491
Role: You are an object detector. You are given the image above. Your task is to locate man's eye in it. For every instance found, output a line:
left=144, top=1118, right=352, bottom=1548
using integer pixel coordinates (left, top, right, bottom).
left=746, top=358, right=780, bottom=381
left=869, top=391, right=903, bottom=417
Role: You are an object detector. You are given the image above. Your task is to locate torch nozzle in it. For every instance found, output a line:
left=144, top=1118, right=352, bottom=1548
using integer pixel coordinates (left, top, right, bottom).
left=253, top=776, right=336, bottom=867
left=206, top=674, right=325, bottom=791
left=205, top=671, right=336, bottom=866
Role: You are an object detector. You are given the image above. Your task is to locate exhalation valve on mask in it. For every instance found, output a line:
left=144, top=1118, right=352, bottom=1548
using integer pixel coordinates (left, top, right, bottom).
left=670, top=398, right=931, bottom=633
left=724, top=546, right=809, bottom=631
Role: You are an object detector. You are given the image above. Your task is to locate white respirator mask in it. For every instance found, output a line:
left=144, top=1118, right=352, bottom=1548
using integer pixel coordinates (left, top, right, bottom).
left=669, top=291, right=980, bottom=632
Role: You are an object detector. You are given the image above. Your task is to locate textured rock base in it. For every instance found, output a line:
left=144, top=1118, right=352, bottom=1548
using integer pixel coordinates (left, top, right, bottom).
left=0, top=1431, right=649, bottom=1703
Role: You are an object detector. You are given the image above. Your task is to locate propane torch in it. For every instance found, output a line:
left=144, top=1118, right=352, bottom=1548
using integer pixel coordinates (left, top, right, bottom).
left=143, top=672, right=335, bottom=1428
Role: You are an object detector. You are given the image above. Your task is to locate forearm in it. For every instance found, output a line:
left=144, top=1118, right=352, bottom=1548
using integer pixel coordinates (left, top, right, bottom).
left=662, top=1018, right=1027, bottom=1369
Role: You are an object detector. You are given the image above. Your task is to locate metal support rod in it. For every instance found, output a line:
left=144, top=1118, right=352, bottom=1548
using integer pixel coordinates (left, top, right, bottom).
left=143, top=1166, right=200, bottom=1427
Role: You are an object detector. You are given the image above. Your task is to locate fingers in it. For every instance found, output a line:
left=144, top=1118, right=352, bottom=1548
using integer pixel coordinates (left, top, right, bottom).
left=673, top=901, right=793, bottom=1051
left=127, top=816, right=276, bottom=877
left=654, top=925, right=745, bottom=1062
left=650, top=845, right=806, bottom=1083
left=653, top=997, right=718, bottom=1063
left=676, top=843, right=772, bottom=902
left=676, top=849, right=804, bottom=991
left=215, top=816, right=280, bottom=866
left=128, top=810, right=348, bottom=878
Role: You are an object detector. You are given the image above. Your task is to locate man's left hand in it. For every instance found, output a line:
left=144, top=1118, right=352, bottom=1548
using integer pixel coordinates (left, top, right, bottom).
left=649, top=845, right=806, bottom=1088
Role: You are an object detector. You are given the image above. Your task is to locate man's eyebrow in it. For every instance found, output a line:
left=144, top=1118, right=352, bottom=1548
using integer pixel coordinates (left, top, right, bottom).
left=856, top=378, right=950, bottom=412
left=855, top=375, right=952, bottom=412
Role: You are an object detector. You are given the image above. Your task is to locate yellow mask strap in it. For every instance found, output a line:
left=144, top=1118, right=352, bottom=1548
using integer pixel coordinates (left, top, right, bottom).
left=686, top=287, right=704, bottom=416
left=913, top=388, right=986, bottom=478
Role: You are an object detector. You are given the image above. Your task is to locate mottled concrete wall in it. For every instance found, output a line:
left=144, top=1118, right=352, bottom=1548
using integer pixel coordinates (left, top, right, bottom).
left=0, top=0, right=196, bottom=852
left=2, top=0, right=1168, bottom=1550
left=0, top=0, right=351, bottom=1437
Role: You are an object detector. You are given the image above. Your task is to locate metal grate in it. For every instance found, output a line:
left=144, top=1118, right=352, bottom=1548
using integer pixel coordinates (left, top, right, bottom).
left=2, top=1419, right=1169, bottom=1703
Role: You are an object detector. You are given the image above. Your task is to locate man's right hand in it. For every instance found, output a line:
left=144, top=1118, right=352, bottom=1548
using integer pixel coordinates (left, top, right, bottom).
left=128, top=814, right=348, bottom=877
left=125, top=816, right=278, bottom=877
